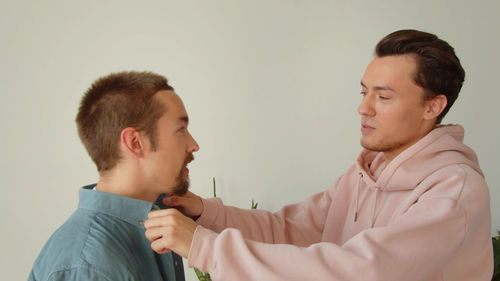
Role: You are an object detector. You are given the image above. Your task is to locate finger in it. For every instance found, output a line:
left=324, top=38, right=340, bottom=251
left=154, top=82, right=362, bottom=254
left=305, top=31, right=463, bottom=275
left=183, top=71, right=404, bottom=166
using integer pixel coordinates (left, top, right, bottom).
left=151, top=237, right=172, bottom=254
left=162, top=195, right=189, bottom=207
left=169, top=191, right=195, bottom=198
left=145, top=210, right=188, bottom=230
left=148, top=208, right=177, bottom=219
left=163, top=191, right=197, bottom=205
left=162, top=196, right=177, bottom=206
left=144, top=227, right=169, bottom=242
left=144, top=216, right=173, bottom=229
left=144, top=216, right=171, bottom=230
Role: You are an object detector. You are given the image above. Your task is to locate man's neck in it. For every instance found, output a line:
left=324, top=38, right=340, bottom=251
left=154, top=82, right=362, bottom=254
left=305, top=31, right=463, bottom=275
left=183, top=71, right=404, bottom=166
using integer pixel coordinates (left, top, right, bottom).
left=383, top=125, right=436, bottom=165
left=96, top=169, right=159, bottom=203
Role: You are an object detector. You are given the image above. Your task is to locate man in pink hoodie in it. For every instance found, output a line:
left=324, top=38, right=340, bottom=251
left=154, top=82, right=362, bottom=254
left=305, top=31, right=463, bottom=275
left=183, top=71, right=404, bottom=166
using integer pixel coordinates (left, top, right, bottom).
left=144, top=30, right=493, bottom=280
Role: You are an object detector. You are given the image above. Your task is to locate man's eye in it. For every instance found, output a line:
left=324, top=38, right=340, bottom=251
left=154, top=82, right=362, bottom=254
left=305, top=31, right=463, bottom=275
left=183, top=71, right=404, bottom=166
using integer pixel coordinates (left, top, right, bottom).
left=378, top=95, right=389, bottom=100
left=360, top=91, right=367, bottom=96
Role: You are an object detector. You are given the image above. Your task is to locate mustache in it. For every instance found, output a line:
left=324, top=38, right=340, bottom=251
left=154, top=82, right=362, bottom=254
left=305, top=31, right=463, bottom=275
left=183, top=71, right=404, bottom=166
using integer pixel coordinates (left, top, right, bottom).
left=184, top=153, right=194, bottom=166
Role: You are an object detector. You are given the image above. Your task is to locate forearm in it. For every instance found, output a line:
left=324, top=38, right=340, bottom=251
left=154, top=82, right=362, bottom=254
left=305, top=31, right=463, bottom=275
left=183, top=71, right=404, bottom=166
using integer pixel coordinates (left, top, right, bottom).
left=197, top=190, right=332, bottom=245
left=190, top=199, right=473, bottom=281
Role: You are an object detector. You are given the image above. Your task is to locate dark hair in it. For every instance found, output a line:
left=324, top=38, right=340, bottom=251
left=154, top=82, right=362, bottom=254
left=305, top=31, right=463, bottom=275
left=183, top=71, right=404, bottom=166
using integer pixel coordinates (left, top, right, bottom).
left=375, top=29, right=465, bottom=124
left=76, top=71, right=174, bottom=172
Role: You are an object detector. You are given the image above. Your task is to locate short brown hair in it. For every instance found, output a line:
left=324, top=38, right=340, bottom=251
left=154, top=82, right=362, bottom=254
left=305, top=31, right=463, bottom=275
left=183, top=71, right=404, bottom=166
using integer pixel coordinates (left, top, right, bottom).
left=375, top=29, right=465, bottom=124
left=76, top=71, right=174, bottom=172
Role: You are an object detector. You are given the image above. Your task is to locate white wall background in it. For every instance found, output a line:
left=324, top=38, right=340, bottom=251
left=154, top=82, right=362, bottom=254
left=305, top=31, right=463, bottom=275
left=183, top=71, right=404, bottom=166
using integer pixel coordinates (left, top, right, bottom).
left=1, top=0, right=498, bottom=280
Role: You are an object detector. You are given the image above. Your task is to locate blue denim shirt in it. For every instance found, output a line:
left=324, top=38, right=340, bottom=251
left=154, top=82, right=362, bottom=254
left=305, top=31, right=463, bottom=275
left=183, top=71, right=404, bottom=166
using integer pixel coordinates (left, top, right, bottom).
left=28, top=185, right=185, bottom=281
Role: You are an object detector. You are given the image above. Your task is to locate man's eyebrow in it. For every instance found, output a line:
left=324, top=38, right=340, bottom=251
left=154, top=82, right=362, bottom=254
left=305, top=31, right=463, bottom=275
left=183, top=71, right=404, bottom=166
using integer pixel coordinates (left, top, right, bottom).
left=374, top=85, right=395, bottom=92
left=179, top=116, right=189, bottom=124
left=360, top=81, right=395, bottom=92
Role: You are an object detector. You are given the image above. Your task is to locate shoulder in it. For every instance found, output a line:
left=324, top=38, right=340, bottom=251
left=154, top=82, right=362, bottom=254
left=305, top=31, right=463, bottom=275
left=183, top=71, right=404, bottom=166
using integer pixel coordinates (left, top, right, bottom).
left=33, top=209, right=95, bottom=269
left=45, top=266, right=113, bottom=281
left=415, top=163, right=491, bottom=232
left=31, top=210, right=140, bottom=281
left=418, top=163, right=488, bottom=202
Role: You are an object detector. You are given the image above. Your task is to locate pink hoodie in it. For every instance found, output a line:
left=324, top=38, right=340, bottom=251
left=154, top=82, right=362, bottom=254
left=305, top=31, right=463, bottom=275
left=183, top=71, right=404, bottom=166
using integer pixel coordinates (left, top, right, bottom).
left=188, top=125, right=493, bottom=281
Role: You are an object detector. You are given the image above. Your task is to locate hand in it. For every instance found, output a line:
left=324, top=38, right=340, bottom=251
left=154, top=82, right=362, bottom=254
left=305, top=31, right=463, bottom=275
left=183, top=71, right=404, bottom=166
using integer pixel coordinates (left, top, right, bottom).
left=162, top=191, right=204, bottom=220
left=144, top=208, right=198, bottom=258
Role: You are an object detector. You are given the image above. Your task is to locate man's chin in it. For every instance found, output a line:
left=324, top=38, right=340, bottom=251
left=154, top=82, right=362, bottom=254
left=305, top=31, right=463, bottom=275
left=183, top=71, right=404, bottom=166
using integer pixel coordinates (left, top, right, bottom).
left=361, top=140, right=384, bottom=152
left=172, top=176, right=190, bottom=195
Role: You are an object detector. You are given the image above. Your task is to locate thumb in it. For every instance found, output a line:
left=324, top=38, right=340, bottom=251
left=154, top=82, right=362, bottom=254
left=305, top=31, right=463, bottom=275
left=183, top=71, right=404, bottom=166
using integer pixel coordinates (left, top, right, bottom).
left=162, top=195, right=178, bottom=206
left=163, top=194, right=192, bottom=207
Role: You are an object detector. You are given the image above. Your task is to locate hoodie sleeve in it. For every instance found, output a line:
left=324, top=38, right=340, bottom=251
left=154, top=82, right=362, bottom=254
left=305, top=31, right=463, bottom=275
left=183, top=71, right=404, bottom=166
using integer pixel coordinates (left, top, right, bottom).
left=189, top=196, right=469, bottom=281
left=196, top=177, right=342, bottom=246
left=189, top=163, right=494, bottom=281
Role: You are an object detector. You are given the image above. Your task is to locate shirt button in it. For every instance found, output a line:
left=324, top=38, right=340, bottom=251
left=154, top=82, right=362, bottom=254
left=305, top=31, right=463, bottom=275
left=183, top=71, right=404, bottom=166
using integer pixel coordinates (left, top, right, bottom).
left=138, top=220, right=144, bottom=225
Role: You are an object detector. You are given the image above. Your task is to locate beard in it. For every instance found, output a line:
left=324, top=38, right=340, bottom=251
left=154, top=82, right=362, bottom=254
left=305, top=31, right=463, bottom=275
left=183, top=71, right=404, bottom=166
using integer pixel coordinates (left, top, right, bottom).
left=361, top=138, right=405, bottom=152
left=171, top=153, right=194, bottom=195
left=172, top=174, right=190, bottom=195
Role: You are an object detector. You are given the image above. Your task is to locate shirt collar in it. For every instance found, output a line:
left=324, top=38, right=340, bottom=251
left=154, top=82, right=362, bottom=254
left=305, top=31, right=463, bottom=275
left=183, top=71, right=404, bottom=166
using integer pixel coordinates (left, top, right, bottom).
left=78, top=184, right=162, bottom=227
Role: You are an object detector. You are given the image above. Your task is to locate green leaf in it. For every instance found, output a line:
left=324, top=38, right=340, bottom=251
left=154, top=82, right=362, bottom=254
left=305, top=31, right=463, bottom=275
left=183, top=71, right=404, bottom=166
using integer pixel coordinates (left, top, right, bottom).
left=212, top=177, right=217, bottom=197
left=493, top=231, right=500, bottom=281
left=194, top=268, right=212, bottom=281
left=251, top=199, right=258, bottom=209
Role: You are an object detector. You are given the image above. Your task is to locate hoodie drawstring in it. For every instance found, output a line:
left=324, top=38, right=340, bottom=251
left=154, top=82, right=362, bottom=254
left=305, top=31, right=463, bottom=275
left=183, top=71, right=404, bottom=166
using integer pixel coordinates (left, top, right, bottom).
left=371, top=187, right=380, bottom=227
left=354, top=172, right=362, bottom=222
left=354, top=171, right=380, bottom=227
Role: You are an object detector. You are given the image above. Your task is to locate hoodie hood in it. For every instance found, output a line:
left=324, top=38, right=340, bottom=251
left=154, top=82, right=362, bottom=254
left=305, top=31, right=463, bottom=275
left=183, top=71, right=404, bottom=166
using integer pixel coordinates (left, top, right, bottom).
left=355, top=124, right=483, bottom=192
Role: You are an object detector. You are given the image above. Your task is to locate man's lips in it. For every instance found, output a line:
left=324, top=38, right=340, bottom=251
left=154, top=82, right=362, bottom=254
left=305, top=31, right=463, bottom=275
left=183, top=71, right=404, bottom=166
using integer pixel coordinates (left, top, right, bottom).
left=183, top=154, right=194, bottom=175
left=361, top=123, right=375, bottom=132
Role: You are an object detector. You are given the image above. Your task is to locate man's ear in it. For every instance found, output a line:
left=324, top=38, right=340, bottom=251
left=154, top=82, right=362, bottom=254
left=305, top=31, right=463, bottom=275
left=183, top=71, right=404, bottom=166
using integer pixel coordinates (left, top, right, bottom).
left=120, top=127, right=147, bottom=158
left=423, top=94, right=447, bottom=121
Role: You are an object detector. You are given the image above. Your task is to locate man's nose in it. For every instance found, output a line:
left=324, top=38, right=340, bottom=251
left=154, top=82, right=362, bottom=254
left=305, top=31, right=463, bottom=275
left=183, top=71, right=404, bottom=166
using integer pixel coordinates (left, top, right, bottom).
left=358, top=93, right=374, bottom=117
left=187, top=132, right=200, bottom=153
